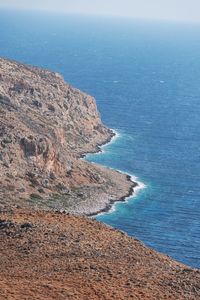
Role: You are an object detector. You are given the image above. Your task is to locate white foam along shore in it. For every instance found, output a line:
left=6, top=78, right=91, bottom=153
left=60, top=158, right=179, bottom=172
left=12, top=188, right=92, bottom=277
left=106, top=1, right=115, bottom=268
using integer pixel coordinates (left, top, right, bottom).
left=87, top=128, right=146, bottom=216
left=86, top=128, right=121, bottom=156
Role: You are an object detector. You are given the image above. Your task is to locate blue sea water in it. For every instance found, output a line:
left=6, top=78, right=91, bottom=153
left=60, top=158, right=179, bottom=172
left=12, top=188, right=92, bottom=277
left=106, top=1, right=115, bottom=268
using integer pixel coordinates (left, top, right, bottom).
left=1, top=10, right=200, bottom=268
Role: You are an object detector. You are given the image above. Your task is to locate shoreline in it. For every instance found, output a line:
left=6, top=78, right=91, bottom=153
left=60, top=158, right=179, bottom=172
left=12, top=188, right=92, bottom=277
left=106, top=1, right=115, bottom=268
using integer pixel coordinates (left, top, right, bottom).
left=79, top=128, right=116, bottom=159
left=83, top=128, right=145, bottom=217
left=87, top=174, right=138, bottom=217
left=93, top=173, right=146, bottom=218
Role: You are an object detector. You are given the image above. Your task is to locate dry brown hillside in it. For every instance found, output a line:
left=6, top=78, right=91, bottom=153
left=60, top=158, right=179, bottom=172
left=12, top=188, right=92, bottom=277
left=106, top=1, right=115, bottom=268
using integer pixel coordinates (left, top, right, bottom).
left=0, top=209, right=199, bottom=300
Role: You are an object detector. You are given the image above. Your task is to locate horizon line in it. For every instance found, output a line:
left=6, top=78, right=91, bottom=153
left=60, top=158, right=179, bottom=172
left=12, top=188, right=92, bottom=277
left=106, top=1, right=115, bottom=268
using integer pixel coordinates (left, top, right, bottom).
left=1, top=6, right=200, bottom=26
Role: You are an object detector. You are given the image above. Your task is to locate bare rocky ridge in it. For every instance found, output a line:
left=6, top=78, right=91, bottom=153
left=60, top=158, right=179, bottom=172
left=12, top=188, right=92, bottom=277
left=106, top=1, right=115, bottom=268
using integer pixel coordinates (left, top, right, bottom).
left=0, top=57, right=134, bottom=214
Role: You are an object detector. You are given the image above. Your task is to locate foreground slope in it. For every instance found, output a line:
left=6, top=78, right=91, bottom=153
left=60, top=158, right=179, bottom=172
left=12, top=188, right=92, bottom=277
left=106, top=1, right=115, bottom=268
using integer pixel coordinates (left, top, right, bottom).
left=0, top=209, right=199, bottom=300
left=0, top=57, right=134, bottom=215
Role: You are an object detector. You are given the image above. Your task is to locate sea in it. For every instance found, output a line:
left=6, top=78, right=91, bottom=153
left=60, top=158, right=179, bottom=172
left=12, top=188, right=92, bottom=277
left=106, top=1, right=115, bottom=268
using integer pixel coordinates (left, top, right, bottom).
left=0, top=9, right=200, bottom=269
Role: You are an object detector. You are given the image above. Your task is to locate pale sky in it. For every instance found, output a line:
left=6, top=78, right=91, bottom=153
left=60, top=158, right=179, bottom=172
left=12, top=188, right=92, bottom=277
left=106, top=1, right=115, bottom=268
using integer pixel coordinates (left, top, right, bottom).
left=1, top=0, right=200, bottom=23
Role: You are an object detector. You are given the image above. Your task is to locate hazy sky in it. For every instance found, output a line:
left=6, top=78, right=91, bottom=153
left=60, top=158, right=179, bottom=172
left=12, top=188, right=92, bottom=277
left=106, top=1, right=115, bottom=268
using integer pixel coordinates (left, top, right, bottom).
left=1, top=0, right=200, bottom=23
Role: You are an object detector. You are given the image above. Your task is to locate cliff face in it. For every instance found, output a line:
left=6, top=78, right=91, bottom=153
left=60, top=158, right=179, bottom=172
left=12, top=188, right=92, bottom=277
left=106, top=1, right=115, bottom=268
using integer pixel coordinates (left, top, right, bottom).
left=0, top=58, right=133, bottom=213
left=0, top=59, right=200, bottom=300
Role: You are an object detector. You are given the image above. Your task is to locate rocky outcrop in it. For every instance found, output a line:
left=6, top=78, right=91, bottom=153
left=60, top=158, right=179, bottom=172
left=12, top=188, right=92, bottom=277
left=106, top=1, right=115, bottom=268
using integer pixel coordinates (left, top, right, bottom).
left=0, top=58, right=134, bottom=214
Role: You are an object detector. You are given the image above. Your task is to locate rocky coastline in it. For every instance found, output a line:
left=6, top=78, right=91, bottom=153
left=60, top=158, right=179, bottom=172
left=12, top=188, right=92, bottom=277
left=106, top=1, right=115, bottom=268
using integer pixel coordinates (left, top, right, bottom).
left=0, top=57, right=135, bottom=216
left=0, top=57, right=200, bottom=299
left=81, top=129, right=139, bottom=217
left=87, top=173, right=138, bottom=217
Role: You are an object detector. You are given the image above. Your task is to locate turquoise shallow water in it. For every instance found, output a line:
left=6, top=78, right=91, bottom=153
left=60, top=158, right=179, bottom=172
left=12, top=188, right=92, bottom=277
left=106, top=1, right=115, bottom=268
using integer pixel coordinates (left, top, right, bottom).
left=1, top=10, right=200, bottom=268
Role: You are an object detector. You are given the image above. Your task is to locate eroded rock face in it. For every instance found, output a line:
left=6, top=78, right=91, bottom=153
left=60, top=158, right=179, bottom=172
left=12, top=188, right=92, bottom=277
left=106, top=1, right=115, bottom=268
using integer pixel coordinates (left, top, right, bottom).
left=0, top=58, right=132, bottom=214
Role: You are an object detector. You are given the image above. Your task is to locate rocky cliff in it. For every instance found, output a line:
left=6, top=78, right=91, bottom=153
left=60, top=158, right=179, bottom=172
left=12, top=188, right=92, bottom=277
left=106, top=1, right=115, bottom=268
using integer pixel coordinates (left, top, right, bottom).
left=0, top=57, right=134, bottom=214
left=0, top=58, right=200, bottom=300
